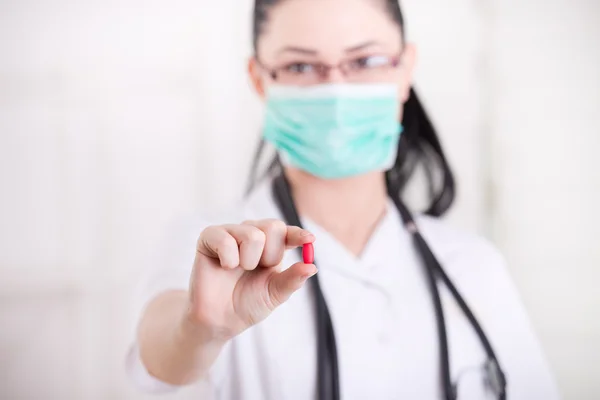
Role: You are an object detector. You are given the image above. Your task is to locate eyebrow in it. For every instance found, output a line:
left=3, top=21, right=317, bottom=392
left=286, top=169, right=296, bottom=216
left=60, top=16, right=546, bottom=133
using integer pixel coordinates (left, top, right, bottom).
left=277, top=46, right=319, bottom=56
left=276, top=41, right=380, bottom=56
left=345, top=41, right=380, bottom=53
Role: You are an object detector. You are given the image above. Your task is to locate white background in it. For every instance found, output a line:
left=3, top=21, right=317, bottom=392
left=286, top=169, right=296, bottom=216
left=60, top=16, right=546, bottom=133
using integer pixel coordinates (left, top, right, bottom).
left=0, top=0, right=599, bottom=399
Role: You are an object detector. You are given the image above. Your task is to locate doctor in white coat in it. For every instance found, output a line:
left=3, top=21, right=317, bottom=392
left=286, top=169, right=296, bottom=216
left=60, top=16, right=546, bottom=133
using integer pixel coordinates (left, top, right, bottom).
left=127, top=0, right=561, bottom=399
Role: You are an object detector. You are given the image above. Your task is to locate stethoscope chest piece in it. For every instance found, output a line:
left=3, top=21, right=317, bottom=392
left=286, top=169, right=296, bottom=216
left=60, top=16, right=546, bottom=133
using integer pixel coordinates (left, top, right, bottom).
left=484, top=359, right=506, bottom=398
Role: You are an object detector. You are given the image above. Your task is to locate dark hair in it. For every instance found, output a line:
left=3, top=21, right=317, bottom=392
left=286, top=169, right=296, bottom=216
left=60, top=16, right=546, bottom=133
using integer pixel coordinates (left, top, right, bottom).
left=247, top=0, right=455, bottom=217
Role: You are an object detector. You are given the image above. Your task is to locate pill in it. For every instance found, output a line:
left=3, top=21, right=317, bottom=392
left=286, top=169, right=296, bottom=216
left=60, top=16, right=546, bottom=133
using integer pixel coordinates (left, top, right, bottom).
left=302, top=243, right=314, bottom=264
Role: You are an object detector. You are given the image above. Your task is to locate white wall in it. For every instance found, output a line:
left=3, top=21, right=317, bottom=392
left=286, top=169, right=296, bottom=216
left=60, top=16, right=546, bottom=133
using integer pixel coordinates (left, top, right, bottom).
left=488, top=1, right=600, bottom=398
left=0, top=0, right=598, bottom=399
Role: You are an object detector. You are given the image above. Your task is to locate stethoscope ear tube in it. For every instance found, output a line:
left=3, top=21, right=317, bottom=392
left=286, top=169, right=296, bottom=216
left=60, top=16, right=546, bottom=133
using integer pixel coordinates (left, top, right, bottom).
left=387, top=176, right=507, bottom=400
left=273, top=174, right=340, bottom=400
left=413, top=230, right=457, bottom=400
left=313, top=279, right=340, bottom=400
left=273, top=173, right=507, bottom=400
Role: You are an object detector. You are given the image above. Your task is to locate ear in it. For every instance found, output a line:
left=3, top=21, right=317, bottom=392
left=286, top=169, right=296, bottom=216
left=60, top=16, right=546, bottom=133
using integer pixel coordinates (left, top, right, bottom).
left=248, top=57, right=266, bottom=99
left=399, top=43, right=417, bottom=103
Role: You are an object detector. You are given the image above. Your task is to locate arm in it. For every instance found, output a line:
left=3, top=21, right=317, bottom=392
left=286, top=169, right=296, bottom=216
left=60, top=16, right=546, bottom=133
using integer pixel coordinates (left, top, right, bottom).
left=137, top=290, right=227, bottom=386
left=127, top=219, right=316, bottom=392
left=466, top=238, right=562, bottom=399
left=491, top=263, right=562, bottom=399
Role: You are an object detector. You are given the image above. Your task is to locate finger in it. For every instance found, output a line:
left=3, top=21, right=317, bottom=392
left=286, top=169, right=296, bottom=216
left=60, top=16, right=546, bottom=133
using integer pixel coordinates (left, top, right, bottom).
left=267, top=262, right=318, bottom=309
left=243, top=219, right=287, bottom=267
left=197, top=226, right=239, bottom=269
left=222, top=224, right=266, bottom=271
left=285, top=226, right=315, bottom=249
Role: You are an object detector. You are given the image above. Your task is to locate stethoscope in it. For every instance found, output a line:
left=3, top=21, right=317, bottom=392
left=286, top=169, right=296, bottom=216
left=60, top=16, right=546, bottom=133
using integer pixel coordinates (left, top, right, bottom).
left=272, top=172, right=508, bottom=400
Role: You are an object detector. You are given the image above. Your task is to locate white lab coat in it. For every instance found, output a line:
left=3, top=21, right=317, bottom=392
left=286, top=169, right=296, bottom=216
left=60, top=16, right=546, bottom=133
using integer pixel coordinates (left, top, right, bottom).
left=126, top=180, right=561, bottom=400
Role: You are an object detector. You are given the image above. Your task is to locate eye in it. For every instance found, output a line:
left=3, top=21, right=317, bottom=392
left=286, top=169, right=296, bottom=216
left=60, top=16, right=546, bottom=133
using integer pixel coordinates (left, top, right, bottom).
left=348, top=55, right=390, bottom=70
left=284, top=62, right=316, bottom=75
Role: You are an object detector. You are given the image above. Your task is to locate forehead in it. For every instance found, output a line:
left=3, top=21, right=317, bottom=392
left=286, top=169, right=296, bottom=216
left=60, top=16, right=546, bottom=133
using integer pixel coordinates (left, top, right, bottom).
left=257, top=0, right=403, bottom=61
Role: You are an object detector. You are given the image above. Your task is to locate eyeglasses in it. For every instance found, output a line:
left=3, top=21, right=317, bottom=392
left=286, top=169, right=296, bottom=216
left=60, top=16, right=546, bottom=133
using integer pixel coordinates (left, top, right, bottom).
left=257, top=54, right=402, bottom=85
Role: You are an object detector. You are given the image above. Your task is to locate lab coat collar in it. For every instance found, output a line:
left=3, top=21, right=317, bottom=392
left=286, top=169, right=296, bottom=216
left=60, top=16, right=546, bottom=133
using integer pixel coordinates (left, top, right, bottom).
left=299, top=199, right=412, bottom=287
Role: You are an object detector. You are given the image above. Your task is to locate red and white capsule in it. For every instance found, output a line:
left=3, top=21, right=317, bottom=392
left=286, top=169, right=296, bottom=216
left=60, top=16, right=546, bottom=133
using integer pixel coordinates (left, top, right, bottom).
left=302, top=243, right=314, bottom=264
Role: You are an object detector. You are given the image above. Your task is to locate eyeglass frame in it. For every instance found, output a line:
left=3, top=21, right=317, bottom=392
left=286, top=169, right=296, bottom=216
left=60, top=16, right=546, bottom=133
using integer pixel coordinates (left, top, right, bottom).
left=254, top=52, right=403, bottom=82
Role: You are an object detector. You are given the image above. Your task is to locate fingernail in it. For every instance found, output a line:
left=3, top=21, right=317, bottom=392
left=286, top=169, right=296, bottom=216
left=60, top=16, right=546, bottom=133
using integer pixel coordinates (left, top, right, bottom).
left=301, top=230, right=313, bottom=237
left=302, top=268, right=318, bottom=280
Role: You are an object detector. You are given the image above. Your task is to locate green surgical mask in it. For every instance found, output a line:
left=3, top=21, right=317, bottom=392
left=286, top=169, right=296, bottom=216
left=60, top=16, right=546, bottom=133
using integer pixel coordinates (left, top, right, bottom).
left=263, top=83, right=403, bottom=179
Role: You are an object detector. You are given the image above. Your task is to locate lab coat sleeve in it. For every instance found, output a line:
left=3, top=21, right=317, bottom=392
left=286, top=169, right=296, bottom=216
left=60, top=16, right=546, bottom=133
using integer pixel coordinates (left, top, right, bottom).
left=468, top=239, right=563, bottom=400
left=125, top=214, right=231, bottom=395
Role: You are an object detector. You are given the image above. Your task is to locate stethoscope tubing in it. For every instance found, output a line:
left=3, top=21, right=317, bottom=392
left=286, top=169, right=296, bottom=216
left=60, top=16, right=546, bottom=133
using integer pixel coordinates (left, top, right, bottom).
left=272, top=173, right=507, bottom=400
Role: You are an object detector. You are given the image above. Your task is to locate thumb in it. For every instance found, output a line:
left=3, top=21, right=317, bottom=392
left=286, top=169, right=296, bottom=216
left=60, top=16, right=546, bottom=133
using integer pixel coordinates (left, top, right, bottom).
left=267, top=262, right=317, bottom=309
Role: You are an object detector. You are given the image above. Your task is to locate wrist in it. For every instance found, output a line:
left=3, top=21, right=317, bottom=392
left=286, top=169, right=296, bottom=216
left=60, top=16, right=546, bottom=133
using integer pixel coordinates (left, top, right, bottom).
left=176, top=304, right=230, bottom=349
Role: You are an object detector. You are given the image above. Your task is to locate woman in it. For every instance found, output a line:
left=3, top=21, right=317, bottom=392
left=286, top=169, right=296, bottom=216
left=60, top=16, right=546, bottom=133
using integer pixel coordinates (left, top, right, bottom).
left=127, top=0, right=560, bottom=399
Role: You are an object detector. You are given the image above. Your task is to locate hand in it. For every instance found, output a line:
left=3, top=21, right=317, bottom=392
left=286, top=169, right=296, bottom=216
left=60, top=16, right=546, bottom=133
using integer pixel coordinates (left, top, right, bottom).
left=186, top=219, right=316, bottom=341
